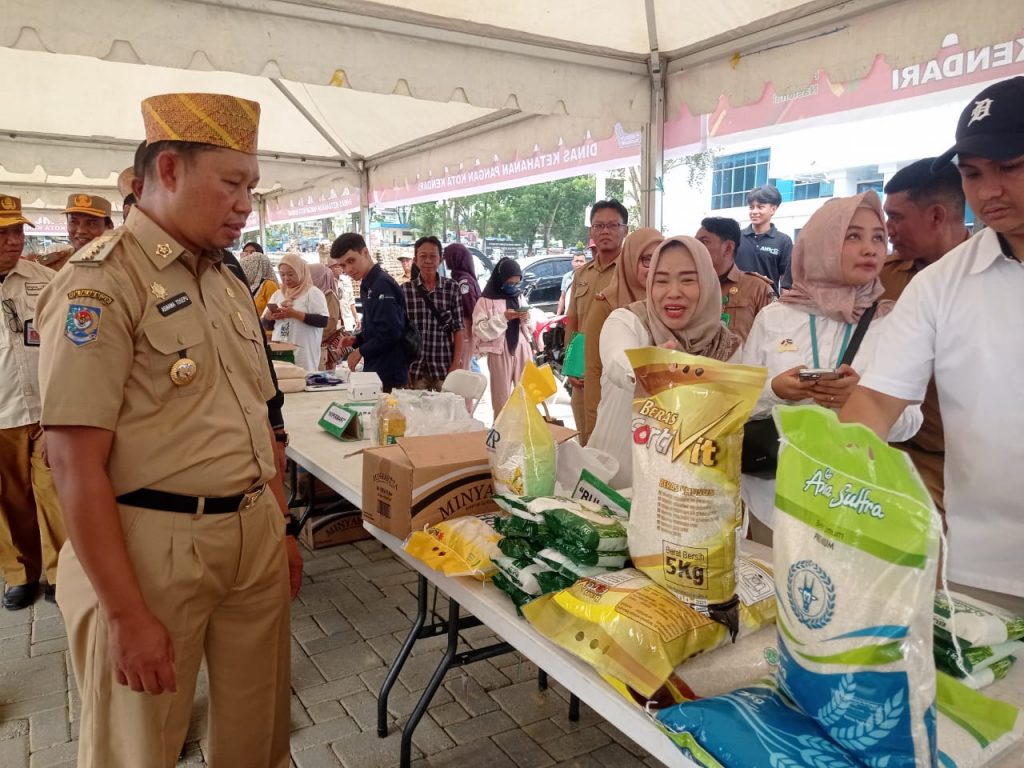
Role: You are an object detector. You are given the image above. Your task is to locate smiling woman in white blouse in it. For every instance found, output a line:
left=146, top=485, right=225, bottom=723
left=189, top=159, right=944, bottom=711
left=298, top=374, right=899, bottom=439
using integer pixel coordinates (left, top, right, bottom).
left=739, top=190, right=923, bottom=544
left=589, top=235, right=740, bottom=488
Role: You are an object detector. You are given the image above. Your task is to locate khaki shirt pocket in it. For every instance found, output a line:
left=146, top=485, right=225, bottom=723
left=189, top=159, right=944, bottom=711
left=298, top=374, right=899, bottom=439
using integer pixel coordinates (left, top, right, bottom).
left=230, top=310, right=266, bottom=374
left=143, top=316, right=213, bottom=399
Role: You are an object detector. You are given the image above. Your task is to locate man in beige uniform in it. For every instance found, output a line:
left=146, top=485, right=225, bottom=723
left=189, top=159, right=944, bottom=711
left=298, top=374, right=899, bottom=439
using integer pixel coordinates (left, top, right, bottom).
left=564, top=199, right=628, bottom=441
left=878, top=158, right=970, bottom=516
left=695, top=216, right=775, bottom=341
left=38, top=93, right=300, bottom=768
left=32, top=193, right=114, bottom=272
left=0, top=195, right=66, bottom=609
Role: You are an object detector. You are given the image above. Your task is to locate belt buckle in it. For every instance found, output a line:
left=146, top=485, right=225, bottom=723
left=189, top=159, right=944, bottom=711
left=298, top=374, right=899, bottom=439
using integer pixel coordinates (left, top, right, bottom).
left=242, top=485, right=265, bottom=510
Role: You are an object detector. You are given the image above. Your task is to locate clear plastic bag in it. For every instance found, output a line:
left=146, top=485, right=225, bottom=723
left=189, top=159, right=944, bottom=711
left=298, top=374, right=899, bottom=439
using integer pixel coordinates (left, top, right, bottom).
left=487, top=363, right=558, bottom=497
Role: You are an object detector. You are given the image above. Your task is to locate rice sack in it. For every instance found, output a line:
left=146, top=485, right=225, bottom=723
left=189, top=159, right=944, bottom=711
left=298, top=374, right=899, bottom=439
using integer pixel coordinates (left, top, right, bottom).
left=626, top=348, right=765, bottom=629
left=935, top=672, right=1023, bottom=768
left=487, top=362, right=558, bottom=497
left=774, top=405, right=942, bottom=767
left=523, top=564, right=776, bottom=698
left=655, top=679, right=863, bottom=768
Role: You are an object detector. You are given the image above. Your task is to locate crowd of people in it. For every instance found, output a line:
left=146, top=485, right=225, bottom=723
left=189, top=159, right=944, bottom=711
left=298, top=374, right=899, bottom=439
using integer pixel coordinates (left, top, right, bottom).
left=0, top=75, right=1021, bottom=767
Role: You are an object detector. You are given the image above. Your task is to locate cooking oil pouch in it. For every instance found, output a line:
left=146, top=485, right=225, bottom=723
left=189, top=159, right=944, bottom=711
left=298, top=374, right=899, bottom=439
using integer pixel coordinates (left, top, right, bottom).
left=541, top=504, right=628, bottom=553
left=626, top=348, right=766, bottom=632
left=491, top=571, right=535, bottom=614
left=523, top=567, right=774, bottom=698
left=492, top=513, right=549, bottom=540
left=550, top=542, right=629, bottom=569
left=934, top=591, right=1024, bottom=648
left=492, top=555, right=571, bottom=596
left=532, top=548, right=616, bottom=581
left=487, top=362, right=558, bottom=497
left=496, top=536, right=542, bottom=560
left=402, top=514, right=503, bottom=580
left=774, top=405, right=942, bottom=768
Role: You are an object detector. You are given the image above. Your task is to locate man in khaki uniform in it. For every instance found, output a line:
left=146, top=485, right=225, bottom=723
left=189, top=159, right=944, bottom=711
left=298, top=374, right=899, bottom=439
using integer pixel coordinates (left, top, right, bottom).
left=696, top=216, right=775, bottom=341
left=878, top=158, right=969, bottom=515
left=0, top=195, right=66, bottom=609
left=32, top=194, right=115, bottom=272
left=564, top=199, right=628, bottom=441
left=38, top=93, right=301, bottom=768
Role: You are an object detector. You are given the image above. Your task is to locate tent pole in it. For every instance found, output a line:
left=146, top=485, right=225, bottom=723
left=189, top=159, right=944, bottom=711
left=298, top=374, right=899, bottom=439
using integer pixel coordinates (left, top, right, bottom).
left=257, top=193, right=268, bottom=248
left=640, top=0, right=664, bottom=230
left=359, top=164, right=370, bottom=237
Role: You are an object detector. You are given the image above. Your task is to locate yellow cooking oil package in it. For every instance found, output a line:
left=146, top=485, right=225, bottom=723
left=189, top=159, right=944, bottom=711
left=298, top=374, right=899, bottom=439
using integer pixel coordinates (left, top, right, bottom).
left=403, top=513, right=504, bottom=580
left=625, top=348, right=766, bottom=634
left=523, top=561, right=776, bottom=698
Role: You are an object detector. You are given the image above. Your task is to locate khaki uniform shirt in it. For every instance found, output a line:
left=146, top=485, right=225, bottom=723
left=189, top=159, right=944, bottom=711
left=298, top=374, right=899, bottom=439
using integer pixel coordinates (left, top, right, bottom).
left=29, top=248, right=75, bottom=273
left=720, top=265, right=775, bottom=342
left=37, top=208, right=276, bottom=497
left=879, top=254, right=945, bottom=511
left=0, top=259, right=53, bottom=428
left=565, top=257, right=616, bottom=341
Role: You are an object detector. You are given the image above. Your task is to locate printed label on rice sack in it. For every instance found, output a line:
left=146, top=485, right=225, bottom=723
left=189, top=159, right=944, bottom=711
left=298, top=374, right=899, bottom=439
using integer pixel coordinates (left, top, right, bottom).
left=776, top=641, right=924, bottom=766
left=614, top=586, right=715, bottom=643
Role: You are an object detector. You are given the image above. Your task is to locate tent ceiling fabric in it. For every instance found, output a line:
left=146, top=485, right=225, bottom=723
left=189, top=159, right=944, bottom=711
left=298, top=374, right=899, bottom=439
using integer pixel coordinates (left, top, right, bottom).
left=1, top=0, right=1017, bottom=213
left=666, top=0, right=1022, bottom=117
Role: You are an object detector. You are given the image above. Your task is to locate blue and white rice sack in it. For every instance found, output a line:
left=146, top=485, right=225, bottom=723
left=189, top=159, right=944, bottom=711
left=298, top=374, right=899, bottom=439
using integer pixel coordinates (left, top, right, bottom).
left=773, top=406, right=943, bottom=767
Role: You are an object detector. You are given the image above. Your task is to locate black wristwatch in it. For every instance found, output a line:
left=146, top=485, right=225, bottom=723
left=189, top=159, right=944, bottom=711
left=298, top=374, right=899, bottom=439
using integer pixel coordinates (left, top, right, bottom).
left=274, top=430, right=289, bottom=445
left=285, top=517, right=302, bottom=538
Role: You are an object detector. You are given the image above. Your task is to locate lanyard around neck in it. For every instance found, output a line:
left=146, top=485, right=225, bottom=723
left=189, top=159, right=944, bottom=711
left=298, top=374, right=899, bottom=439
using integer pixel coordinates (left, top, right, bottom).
left=809, top=315, right=853, bottom=369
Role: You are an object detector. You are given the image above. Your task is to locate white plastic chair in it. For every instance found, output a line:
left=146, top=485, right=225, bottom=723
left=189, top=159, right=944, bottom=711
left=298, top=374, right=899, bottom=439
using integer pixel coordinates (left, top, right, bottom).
left=441, top=369, right=488, bottom=416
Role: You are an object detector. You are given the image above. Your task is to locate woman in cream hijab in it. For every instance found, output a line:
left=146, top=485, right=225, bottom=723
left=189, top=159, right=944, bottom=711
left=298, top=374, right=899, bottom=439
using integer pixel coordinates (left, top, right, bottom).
left=581, top=227, right=663, bottom=444
left=588, top=235, right=740, bottom=488
left=263, top=252, right=330, bottom=372
left=739, top=190, right=922, bottom=543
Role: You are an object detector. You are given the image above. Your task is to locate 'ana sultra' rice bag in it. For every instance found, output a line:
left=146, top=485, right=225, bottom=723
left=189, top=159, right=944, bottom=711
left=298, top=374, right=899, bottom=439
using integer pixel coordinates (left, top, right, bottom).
left=773, top=405, right=942, bottom=768
left=626, top=348, right=766, bottom=632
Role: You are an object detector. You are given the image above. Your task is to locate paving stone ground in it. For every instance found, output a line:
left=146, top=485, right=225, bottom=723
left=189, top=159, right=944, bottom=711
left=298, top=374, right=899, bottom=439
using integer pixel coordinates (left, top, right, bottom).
left=0, top=537, right=662, bottom=768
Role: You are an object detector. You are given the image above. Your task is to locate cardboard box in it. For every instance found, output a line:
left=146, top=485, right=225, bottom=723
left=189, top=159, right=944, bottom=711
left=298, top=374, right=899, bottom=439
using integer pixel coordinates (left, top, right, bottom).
left=300, top=508, right=371, bottom=549
left=361, top=424, right=577, bottom=538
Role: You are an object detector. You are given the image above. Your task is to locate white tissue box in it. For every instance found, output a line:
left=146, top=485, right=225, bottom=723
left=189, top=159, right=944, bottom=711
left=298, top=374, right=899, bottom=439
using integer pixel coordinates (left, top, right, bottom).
left=349, top=371, right=382, bottom=400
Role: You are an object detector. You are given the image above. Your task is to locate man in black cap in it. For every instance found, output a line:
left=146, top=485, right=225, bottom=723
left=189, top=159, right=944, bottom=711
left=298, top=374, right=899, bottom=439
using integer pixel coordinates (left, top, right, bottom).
left=842, top=76, right=1024, bottom=613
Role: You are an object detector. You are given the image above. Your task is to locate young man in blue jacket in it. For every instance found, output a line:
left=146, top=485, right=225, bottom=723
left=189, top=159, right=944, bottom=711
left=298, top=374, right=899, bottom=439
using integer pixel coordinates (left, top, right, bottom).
left=332, top=233, right=409, bottom=391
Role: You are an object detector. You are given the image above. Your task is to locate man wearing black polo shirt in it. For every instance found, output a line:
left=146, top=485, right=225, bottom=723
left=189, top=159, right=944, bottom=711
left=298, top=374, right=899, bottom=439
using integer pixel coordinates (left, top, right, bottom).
left=736, top=185, right=793, bottom=292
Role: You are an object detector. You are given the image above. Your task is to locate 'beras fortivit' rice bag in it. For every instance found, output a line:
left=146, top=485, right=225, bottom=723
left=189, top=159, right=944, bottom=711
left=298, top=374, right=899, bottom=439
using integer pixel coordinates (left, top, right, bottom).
left=773, top=405, right=942, bottom=768
left=626, top=348, right=765, bottom=631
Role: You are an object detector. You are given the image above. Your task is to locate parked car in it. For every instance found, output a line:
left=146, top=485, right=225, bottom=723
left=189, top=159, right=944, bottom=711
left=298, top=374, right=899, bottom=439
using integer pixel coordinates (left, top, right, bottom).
left=438, top=244, right=496, bottom=291
left=517, top=254, right=575, bottom=312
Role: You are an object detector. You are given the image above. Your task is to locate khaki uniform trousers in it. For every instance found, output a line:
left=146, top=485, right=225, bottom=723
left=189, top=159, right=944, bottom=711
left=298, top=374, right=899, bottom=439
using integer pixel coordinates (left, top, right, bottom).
left=570, top=384, right=587, bottom=445
left=0, top=424, right=66, bottom=586
left=59, top=492, right=291, bottom=768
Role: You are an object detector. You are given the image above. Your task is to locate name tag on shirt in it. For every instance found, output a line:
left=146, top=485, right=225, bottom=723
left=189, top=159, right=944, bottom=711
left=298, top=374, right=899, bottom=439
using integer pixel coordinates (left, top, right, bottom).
left=157, top=293, right=192, bottom=317
left=24, top=319, right=40, bottom=347
left=25, top=283, right=46, bottom=296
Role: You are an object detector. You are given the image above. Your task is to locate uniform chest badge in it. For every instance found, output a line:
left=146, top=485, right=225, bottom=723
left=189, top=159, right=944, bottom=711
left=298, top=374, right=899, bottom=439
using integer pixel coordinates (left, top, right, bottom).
left=169, top=357, right=198, bottom=386
left=226, top=286, right=235, bottom=299
left=155, top=243, right=173, bottom=259
left=151, top=282, right=168, bottom=300
left=778, top=338, right=798, bottom=353
left=64, top=304, right=102, bottom=346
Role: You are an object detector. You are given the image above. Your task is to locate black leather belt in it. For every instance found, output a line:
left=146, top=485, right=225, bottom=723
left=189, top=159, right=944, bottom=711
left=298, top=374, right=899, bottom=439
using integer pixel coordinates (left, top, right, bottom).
left=116, top=485, right=266, bottom=514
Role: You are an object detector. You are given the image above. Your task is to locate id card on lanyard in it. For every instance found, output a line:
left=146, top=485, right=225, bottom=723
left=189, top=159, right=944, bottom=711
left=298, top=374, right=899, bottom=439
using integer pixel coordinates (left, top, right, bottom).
left=809, top=315, right=852, bottom=369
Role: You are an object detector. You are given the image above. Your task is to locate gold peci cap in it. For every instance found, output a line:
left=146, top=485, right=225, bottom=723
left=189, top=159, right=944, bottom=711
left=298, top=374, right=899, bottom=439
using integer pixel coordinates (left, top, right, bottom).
left=141, top=93, right=260, bottom=154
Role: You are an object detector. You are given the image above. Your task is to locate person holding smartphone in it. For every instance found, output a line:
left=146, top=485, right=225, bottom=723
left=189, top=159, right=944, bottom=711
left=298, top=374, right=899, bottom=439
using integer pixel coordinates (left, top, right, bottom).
left=739, top=191, right=922, bottom=545
left=473, top=258, right=536, bottom=414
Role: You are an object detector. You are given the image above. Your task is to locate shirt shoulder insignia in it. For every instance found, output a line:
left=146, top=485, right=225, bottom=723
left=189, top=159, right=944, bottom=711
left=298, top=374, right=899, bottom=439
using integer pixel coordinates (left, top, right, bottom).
left=68, top=231, right=125, bottom=266
left=743, top=270, right=775, bottom=289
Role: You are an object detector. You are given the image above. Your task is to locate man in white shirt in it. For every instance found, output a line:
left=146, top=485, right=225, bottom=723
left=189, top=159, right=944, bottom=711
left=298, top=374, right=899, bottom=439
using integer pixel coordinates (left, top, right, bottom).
left=841, top=76, right=1024, bottom=612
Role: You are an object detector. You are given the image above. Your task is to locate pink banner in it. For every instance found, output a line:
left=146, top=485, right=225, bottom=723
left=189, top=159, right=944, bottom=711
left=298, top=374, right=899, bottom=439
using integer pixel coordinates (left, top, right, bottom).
left=246, top=187, right=361, bottom=229
left=371, top=125, right=642, bottom=207
left=666, top=30, right=1024, bottom=149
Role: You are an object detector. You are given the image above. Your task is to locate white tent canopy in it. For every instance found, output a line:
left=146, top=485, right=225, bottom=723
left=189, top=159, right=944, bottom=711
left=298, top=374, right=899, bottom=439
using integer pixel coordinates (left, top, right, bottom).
left=2, top=0, right=1016, bottom=225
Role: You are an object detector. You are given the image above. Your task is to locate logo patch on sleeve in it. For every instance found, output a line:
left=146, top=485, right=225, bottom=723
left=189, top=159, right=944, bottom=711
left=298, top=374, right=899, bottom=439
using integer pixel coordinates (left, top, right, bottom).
left=64, top=304, right=102, bottom=346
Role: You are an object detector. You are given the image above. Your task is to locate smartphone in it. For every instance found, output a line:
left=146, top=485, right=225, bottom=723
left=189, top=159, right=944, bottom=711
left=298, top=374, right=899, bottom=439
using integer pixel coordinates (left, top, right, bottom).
left=799, top=368, right=844, bottom=381
left=267, top=303, right=280, bottom=313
